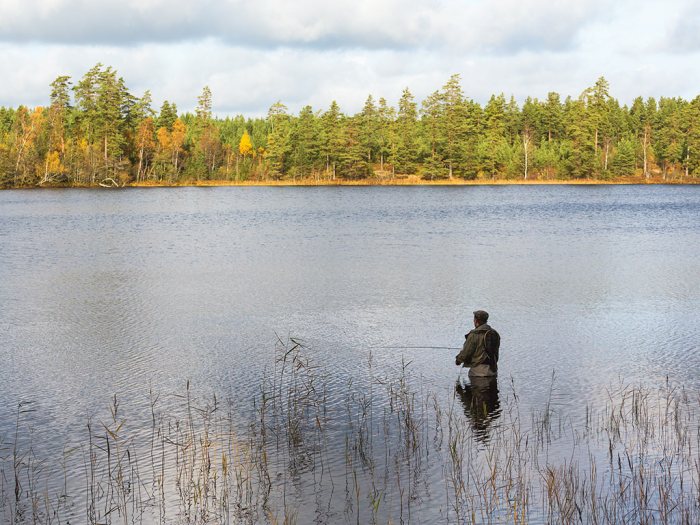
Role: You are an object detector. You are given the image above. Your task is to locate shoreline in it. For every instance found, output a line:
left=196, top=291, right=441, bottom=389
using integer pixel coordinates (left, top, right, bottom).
left=4, top=176, right=700, bottom=190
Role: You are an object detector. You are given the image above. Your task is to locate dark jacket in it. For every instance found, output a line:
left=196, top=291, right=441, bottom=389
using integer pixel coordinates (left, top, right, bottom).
left=455, top=323, right=500, bottom=372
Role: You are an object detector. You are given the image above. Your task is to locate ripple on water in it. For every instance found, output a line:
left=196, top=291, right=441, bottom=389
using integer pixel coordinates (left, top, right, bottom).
left=1, top=186, right=700, bottom=522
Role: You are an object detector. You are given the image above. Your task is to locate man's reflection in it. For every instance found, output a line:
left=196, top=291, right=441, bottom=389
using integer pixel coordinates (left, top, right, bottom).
left=455, top=376, right=501, bottom=443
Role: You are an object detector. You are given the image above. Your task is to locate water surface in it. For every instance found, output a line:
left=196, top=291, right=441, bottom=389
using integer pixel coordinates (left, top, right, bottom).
left=1, top=185, right=699, bottom=522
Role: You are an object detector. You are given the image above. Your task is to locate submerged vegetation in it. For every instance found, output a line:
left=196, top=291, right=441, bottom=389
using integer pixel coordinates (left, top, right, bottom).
left=1, top=66, right=700, bottom=188
left=2, top=339, right=699, bottom=524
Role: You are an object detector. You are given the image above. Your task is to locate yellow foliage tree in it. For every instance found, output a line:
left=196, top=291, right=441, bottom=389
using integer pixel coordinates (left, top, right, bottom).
left=136, top=117, right=156, bottom=182
left=171, top=119, right=186, bottom=174
left=41, top=151, right=65, bottom=184
left=239, top=130, right=253, bottom=157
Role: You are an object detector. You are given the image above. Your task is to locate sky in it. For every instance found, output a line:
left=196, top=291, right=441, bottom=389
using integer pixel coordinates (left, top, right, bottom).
left=0, top=0, right=699, bottom=117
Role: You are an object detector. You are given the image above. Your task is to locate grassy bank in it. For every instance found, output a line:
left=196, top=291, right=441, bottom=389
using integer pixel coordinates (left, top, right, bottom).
left=2, top=340, right=699, bottom=524
left=130, top=175, right=698, bottom=187
left=4, top=174, right=700, bottom=190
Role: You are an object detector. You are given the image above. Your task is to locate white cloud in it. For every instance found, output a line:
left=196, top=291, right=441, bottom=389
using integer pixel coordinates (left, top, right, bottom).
left=665, top=1, right=700, bottom=52
left=0, top=0, right=603, bottom=53
left=0, top=0, right=698, bottom=117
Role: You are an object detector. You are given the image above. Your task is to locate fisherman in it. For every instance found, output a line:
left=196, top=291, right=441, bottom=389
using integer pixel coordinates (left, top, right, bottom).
left=455, top=310, right=500, bottom=377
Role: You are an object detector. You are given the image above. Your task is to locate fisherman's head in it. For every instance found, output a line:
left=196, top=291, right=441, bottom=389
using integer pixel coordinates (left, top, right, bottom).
left=473, top=310, right=489, bottom=327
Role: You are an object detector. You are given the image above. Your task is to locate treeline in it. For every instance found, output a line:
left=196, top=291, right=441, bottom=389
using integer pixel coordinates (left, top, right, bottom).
left=1, top=64, right=699, bottom=187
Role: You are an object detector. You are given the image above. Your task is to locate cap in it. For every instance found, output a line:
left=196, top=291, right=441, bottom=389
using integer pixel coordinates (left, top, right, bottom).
left=473, top=310, right=489, bottom=323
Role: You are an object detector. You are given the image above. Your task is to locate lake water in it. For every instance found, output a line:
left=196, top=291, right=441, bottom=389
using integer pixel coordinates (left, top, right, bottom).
left=1, top=185, right=699, bottom=523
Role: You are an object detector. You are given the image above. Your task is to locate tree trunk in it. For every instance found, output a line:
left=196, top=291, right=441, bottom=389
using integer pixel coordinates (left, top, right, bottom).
left=523, top=131, right=530, bottom=180
left=604, top=141, right=609, bottom=172
left=137, top=145, right=144, bottom=182
left=594, top=129, right=598, bottom=156
left=643, top=129, right=649, bottom=179
left=524, top=144, right=529, bottom=180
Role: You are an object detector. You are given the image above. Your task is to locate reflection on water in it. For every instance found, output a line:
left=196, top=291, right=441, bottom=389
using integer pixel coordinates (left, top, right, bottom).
left=455, top=376, right=501, bottom=443
left=1, top=185, right=700, bottom=522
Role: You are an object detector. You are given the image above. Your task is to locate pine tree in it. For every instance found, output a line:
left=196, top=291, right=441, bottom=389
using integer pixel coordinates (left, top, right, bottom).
left=265, top=102, right=291, bottom=179
left=392, top=88, right=419, bottom=175
left=376, top=97, right=395, bottom=173
left=610, top=136, right=636, bottom=176
left=158, top=101, right=178, bottom=131
left=191, top=86, right=221, bottom=179
left=682, top=96, right=700, bottom=177
left=482, top=94, right=508, bottom=177
left=290, top=105, right=320, bottom=178
left=440, top=74, right=469, bottom=178
left=561, top=96, right=595, bottom=178
left=629, top=96, right=655, bottom=178
left=359, top=95, right=379, bottom=165
left=42, top=75, right=72, bottom=184
left=542, top=92, right=563, bottom=143
left=72, top=64, right=133, bottom=183
left=319, top=101, right=343, bottom=179
left=337, top=118, right=369, bottom=179
left=654, top=97, right=685, bottom=179
left=420, top=90, right=447, bottom=179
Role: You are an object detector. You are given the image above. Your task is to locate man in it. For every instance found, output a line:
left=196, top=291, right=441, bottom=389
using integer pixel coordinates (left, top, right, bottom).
left=455, top=310, right=500, bottom=377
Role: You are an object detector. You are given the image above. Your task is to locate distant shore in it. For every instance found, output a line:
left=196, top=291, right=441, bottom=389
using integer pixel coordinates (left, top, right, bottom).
left=3, top=174, right=700, bottom=190
left=143, top=176, right=697, bottom=187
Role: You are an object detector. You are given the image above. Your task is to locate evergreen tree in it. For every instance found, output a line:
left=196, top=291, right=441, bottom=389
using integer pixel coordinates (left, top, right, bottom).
left=654, top=97, right=685, bottom=179
left=376, top=97, right=395, bottom=173
left=290, top=105, right=320, bottom=178
left=629, top=96, right=655, bottom=178
left=482, top=94, right=508, bottom=177
left=440, top=74, right=469, bottom=178
left=73, top=64, right=132, bottom=183
left=43, top=75, right=72, bottom=184
left=610, top=136, right=636, bottom=176
left=682, top=97, right=700, bottom=177
left=158, top=101, right=178, bottom=131
left=391, top=88, right=419, bottom=175
left=265, top=102, right=292, bottom=179
left=542, top=92, right=563, bottom=143
left=420, top=90, right=447, bottom=179
left=191, top=86, right=221, bottom=179
left=359, top=95, right=379, bottom=164
left=336, top=118, right=369, bottom=179
left=562, top=97, right=596, bottom=178
left=319, top=101, right=343, bottom=179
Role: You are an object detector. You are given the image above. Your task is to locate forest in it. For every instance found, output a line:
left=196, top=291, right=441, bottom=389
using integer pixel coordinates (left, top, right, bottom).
left=1, top=64, right=699, bottom=187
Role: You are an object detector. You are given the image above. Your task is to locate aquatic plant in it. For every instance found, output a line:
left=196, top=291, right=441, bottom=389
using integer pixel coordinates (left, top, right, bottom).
left=1, top=339, right=698, bottom=523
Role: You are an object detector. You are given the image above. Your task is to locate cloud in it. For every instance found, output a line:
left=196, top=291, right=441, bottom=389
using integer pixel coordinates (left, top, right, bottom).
left=1, top=0, right=698, bottom=119
left=666, top=6, right=700, bottom=52
left=0, top=0, right=603, bottom=54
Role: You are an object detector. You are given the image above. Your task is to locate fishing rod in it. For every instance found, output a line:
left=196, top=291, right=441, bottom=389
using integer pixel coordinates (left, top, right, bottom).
left=373, top=346, right=460, bottom=350
left=373, top=345, right=466, bottom=381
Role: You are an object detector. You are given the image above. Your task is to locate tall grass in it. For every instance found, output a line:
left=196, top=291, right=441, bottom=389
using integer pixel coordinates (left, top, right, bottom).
left=2, top=339, right=699, bottom=524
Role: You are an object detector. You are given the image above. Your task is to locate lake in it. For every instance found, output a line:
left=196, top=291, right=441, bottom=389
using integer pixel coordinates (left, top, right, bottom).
left=1, top=185, right=699, bottom=523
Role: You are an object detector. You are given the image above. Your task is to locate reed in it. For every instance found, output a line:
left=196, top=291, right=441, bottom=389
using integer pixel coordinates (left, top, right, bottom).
left=1, top=339, right=698, bottom=524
